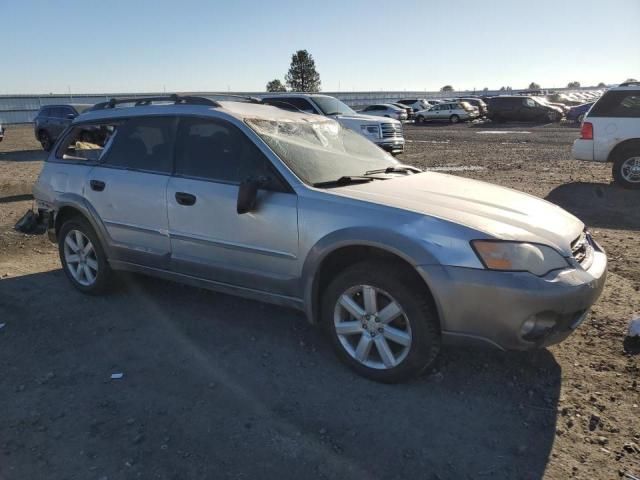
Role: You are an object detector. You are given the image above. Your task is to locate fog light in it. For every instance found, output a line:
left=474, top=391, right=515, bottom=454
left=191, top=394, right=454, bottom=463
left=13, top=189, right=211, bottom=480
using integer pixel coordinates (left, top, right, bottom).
left=521, top=318, right=536, bottom=337
left=521, top=314, right=558, bottom=341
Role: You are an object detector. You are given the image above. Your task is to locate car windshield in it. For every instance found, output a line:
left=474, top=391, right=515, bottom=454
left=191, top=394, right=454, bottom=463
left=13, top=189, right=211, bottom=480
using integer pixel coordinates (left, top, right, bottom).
left=246, top=117, right=397, bottom=185
left=311, top=96, right=356, bottom=115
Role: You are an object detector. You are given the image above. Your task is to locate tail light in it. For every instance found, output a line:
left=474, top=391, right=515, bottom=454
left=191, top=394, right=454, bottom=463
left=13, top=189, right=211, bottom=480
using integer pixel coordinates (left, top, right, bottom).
left=580, top=122, right=593, bottom=140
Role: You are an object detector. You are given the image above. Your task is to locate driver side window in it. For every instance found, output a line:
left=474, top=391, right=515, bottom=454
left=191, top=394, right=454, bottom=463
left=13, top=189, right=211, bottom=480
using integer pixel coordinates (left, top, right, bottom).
left=174, top=117, right=286, bottom=191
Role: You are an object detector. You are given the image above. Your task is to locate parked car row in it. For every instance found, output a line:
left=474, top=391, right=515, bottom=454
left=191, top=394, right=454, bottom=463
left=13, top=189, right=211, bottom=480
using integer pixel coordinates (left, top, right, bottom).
left=354, top=90, right=604, bottom=125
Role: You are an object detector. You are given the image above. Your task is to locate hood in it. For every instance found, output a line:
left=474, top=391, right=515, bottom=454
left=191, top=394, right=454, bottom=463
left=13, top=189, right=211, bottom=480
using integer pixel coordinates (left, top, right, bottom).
left=329, top=173, right=584, bottom=254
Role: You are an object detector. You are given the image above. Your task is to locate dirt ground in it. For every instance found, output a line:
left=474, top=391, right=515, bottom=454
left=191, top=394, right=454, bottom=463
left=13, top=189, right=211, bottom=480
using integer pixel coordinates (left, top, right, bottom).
left=0, top=123, right=638, bottom=480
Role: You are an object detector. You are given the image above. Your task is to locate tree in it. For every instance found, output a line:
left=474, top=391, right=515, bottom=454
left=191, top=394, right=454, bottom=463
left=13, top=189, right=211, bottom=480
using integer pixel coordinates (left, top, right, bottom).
left=597, top=82, right=607, bottom=87
left=440, top=85, right=454, bottom=92
left=266, top=79, right=286, bottom=92
left=624, top=78, right=638, bottom=83
left=567, top=81, right=581, bottom=88
left=499, top=86, right=506, bottom=92
left=285, top=50, right=321, bottom=92
left=529, top=82, right=541, bottom=90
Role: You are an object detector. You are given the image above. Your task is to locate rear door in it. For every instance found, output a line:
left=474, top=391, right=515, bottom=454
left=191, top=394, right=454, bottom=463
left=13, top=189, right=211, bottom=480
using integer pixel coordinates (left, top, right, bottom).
left=84, top=116, right=176, bottom=268
left=166, top=116, right=299, bottom=296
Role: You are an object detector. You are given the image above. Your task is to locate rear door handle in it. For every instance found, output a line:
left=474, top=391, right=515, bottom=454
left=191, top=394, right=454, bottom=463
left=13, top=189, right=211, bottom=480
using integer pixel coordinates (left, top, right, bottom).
left=90, top=180, right=105, bottom=192
left=175, top=192, right=196, bottom=206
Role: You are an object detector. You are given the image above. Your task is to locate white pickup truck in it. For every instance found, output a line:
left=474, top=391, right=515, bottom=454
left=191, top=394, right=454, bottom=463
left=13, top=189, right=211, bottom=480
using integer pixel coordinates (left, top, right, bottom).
left=261, top=94, right=405, bottom=155
left=572, top=82, right=640, bottom=189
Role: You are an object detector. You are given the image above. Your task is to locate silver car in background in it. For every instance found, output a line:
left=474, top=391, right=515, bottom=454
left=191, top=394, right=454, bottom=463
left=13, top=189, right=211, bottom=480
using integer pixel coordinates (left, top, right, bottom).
left=33, top=95, right=607, bottom=383
left=415, top=101, right=480, bottom=123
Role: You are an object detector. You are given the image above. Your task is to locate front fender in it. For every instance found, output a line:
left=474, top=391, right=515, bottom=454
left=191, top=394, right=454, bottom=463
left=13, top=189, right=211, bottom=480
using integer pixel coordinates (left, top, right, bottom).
left=300, top=227, right=442, bottom=323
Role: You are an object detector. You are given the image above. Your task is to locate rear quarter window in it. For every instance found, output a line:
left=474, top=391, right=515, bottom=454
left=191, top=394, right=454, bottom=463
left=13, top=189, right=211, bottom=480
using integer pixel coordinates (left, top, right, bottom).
left=589, top=91, right=640, bottom=118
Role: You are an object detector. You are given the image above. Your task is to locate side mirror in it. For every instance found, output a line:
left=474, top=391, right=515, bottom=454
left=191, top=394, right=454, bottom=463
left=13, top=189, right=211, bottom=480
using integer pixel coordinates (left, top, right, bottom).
left=237, top=176, right=269, bottom=214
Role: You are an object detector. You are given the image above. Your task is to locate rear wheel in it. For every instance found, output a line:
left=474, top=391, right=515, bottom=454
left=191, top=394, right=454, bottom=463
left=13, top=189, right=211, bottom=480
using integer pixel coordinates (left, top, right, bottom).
left=322, top=261, right=440, bottom=383
left=58, top=217, right=112, bottom=294
left=38, top=131, right=52, bottom=151
left=449, top=114, right=460, bottom=124
left=612, top=148, right=640, bottom=189
left=415, top=115, right=424, bottom=124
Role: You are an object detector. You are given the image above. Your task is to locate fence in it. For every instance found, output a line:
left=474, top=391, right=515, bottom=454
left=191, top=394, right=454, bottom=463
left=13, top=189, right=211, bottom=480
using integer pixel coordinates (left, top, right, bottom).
left=0, top=87, right=602, bottom=124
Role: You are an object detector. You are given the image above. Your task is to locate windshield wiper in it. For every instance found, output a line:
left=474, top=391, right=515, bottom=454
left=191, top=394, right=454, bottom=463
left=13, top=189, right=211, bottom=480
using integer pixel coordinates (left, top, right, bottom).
left=312, top=176, right=375, bottom=188
left=364, top=166, right=422, bottom=176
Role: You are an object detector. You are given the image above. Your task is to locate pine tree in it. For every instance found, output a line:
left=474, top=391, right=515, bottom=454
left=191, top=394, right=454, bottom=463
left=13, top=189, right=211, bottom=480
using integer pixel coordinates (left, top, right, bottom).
left=285, top=50, right=321, bottom=92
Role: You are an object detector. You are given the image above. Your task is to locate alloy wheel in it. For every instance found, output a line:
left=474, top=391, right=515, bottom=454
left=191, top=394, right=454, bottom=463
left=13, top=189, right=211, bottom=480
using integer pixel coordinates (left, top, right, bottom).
left=63, top=229, right=99, bottom=286
left=333, top=285, right=412, bottom=370
left=621, top=156, right=640, bottom=184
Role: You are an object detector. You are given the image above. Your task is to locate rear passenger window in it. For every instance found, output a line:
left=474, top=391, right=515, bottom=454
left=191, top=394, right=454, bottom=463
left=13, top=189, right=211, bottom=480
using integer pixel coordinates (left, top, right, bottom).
left=56, top=123, right=118, bottom=162
left=102, top=117, right=175, bottom=173
left=590, top=91, right=640, bottom=118
left=174, top=117, right=277, bottom=185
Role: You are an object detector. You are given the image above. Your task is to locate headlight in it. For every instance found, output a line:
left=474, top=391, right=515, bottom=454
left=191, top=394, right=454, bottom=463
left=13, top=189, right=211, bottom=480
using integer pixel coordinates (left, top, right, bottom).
left=471, top=240, right=569, bottom=276
left=360, top=125, right=381, bottom=139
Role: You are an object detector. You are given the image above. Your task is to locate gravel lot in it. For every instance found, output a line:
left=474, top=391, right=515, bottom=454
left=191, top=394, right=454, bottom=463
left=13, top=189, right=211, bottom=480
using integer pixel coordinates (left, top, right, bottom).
left=0, top=122, right=639, bottom=480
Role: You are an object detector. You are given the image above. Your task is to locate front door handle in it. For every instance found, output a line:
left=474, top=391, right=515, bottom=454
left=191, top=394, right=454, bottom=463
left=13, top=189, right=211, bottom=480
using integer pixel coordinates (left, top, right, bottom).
left=90, top=180, right=105, bottom=192
left=175, top=192, right=196, bottom=206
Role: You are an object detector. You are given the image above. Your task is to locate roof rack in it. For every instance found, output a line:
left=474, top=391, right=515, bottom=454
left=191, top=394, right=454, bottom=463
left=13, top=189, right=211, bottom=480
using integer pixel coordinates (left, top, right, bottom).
left=90, top=94, right=220, bottom=111
left=204, top=94, right=263, bottom=104
left=619, top=81, right=640, bottom=87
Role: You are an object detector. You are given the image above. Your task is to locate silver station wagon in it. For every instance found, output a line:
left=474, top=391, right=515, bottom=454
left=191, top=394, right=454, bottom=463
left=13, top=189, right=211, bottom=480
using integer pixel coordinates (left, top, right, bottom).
left=33, top=95, right=607, bottom=383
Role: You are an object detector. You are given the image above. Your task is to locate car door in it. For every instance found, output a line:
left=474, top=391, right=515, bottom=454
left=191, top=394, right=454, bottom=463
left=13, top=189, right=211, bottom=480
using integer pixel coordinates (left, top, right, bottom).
left=166, top=116, right=299, bottom=297
left=84, top=116, right=175, bottom=268
left=519, top=98, right=533, bottom=120
left=48, top=107, right=66, bottom=139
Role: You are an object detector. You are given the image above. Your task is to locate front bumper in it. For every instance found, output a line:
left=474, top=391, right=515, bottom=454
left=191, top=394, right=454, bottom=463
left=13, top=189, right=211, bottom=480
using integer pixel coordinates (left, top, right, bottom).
left=418, top=247, right=607, bottom=351
left=377, top=139, right=405, bottom=154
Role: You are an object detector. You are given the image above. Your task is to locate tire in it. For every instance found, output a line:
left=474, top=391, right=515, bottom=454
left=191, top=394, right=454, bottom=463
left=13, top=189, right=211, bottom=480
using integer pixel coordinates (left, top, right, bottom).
left=449, top=114, right=460, bottom=124
left=58, top=216, right=112, bottom=294
left=577, top=113, right=585, bottom=124
left=38, top=131, right=52, bottom=151
left=612, top=147, right=640, bottom=189
left=546, top=111, right=559, bottom=122
left=321, top=261, right=441, bottom=383
left=416, top=115, right=424, bottom=124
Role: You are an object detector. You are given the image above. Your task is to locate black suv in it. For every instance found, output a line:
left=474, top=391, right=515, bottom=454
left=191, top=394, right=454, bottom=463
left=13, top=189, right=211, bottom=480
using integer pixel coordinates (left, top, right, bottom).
left=486, top=96, right=563, bottom=123
left=34, top=104, right=92, bottom=151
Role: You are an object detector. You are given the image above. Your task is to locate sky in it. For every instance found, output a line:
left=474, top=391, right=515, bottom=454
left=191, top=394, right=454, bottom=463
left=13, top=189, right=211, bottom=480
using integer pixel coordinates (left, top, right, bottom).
left=1, top=0, right=638, bottom=94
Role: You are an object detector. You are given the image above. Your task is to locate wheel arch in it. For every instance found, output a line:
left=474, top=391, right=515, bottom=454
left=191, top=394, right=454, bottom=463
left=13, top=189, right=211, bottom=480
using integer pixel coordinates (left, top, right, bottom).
left=607, top=138, right=640, bottom=163
left=53, top=196, right=112, bottom=256
left=302, top=230, right=441, bottom=327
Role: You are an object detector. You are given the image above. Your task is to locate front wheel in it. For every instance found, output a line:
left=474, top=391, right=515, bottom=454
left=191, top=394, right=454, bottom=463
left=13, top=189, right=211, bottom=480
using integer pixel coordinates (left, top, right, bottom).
left=415, top=115, right=424, bottom=124
left=58, top=216, right=112, bottom=294
left=449, top=114, right=460, bottom=124
left=612, top=151, right=640, bottom=189
left=322, top=261, right=441, bottom=383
